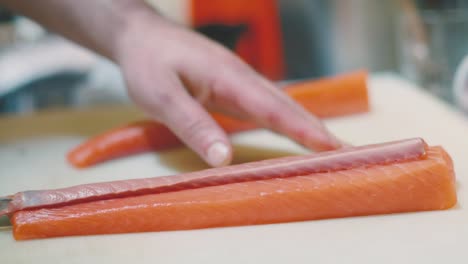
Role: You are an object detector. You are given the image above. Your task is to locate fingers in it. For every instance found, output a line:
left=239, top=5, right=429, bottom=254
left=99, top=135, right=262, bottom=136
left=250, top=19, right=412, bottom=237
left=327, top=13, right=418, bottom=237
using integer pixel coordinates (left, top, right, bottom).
left=128, top=71, right=232, bottom=167
left=178, top=55, right=342, bottom=152
left=163, top=90, right=233, bottom=167
left=250, top=74, right=345, bottom=150
left=237, top=77, right=342, bottom=151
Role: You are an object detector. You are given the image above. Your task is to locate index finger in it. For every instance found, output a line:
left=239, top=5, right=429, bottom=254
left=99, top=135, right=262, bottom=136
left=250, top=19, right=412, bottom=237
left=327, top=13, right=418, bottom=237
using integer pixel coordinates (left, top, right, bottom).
left=232, top=73, right=343, bottom=151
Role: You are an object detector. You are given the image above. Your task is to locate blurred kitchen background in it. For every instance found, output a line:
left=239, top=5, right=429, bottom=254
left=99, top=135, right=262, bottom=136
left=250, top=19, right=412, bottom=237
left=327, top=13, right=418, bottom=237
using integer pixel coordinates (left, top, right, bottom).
left=0, top=0, right=467, bottom=114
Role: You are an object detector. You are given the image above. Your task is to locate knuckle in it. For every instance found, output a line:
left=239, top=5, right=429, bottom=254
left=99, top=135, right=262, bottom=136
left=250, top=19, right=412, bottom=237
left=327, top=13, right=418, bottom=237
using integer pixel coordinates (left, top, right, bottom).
left=179, top=117, right=216, bottom=147
left=214, top=51, right=251, bottom=75
left=206, top=73, right=240, bottom=106
left=207, top=75, right=227, bottom=95
left=149, top=91, right=177, bottom=114
left=153, top=91, right=175, bottom=106
left=266, top=111, right=281, bottom=125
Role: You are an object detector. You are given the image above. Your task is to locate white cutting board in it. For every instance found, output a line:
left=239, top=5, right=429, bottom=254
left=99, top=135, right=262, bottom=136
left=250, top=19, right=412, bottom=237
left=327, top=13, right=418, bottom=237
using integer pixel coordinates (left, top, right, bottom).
left=1, top=73, right=468, bottom=263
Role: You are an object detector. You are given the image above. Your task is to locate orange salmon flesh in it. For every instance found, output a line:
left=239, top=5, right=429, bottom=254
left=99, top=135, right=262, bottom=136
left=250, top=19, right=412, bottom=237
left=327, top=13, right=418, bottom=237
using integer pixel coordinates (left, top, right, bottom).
left=12, top=146, right=456, bottom=240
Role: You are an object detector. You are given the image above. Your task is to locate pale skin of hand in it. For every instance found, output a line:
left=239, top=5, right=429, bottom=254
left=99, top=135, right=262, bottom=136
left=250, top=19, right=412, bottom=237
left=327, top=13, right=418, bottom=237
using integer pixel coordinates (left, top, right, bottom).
left=1, top=0, right=342, bottom=167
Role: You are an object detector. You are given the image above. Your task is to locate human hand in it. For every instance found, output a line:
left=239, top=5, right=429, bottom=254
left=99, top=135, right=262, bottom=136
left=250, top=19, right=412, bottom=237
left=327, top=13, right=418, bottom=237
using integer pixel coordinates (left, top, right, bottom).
left=115, top=12, right=342, bottom=167
left=0, top=0, right=341, bottom=168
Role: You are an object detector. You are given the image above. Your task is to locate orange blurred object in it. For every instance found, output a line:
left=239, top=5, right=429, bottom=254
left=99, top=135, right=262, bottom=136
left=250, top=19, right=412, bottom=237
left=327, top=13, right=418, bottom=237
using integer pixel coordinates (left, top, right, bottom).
left=191, top=0, right=285, bottom=80
left=284, top=70, right=370, bottom=117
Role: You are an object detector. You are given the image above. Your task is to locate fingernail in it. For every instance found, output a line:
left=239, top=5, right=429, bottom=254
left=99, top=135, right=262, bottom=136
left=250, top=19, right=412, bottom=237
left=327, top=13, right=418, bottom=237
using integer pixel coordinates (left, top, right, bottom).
left=206, top=142, right=230, bottom=167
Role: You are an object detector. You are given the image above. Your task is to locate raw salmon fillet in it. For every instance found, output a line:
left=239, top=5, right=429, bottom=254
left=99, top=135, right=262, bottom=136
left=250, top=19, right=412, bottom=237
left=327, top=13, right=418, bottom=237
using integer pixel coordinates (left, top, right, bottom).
left=12, top=146, right=456, bottom=240
left=2, top=138, right=426, bottom=215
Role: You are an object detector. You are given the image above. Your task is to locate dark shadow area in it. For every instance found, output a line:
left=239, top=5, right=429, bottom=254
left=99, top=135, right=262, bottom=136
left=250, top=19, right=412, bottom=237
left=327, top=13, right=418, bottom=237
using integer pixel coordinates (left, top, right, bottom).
left=195, top=23, right=248, bottom=51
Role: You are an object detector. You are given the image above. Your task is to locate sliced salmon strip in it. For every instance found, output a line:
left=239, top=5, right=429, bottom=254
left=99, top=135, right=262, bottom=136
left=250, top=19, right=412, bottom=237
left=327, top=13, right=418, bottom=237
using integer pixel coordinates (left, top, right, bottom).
left=2, top=138, right=426, bottom=216
left=12, top=146, right=456, bottom=240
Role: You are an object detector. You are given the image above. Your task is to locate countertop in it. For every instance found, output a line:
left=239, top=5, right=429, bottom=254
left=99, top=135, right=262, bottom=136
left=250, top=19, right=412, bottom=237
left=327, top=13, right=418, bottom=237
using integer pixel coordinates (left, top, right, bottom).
left=1, top=73, right=468, bottom=263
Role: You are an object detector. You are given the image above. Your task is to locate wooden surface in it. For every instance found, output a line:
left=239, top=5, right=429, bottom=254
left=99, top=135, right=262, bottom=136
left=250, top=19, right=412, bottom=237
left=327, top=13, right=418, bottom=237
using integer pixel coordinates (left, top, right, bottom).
left=0, top=104, right=145, bottom=142
left=1, top=73, right=468, bottom=264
